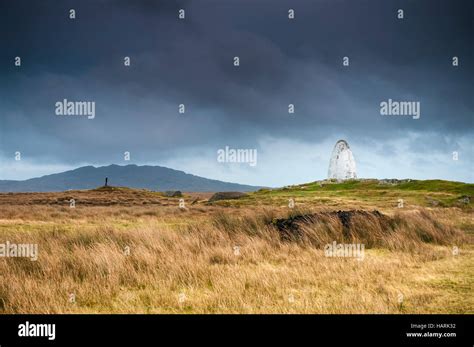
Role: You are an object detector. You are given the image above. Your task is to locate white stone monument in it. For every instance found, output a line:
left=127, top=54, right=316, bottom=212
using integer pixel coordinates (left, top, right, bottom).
left=328, top=140, right=357, bottom=180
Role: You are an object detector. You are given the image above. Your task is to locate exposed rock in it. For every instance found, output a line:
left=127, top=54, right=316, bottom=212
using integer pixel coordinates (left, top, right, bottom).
left=426, top=197, right=440, bottom=207
left=164, top=191, right=182, bottom=197
left=273, top=210, right=389, bottom=241
left=378, top=179, right=412, bottom=185
left=208, top=192, right=247, bottom=202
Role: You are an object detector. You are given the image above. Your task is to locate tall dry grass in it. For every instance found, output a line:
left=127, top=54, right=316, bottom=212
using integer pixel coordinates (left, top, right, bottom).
left=0, top=206, right=471, bottom=313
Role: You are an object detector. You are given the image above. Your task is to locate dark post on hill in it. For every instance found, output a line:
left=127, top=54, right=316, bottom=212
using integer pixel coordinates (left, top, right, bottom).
left=105, top=177, right=108, bottom=187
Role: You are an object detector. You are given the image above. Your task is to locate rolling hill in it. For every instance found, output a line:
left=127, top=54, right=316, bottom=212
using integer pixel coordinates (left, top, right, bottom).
left=0, top=164, right=261, bottom=192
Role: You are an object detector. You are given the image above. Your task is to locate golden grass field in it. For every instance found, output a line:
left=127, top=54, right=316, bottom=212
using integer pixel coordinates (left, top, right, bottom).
left=0, top=180, right=472, bottom=314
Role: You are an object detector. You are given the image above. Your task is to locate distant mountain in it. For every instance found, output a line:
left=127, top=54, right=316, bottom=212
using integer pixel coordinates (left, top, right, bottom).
left=0, top=164, right=262, bottom=192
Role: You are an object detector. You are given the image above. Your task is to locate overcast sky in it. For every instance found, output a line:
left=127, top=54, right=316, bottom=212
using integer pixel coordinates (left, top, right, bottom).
left=0, top=0, right=472, bottom=186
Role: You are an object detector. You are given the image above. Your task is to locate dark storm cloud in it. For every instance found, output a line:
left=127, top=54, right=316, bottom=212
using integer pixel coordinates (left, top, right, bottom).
left=0, top=0, right=472, bottom=165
